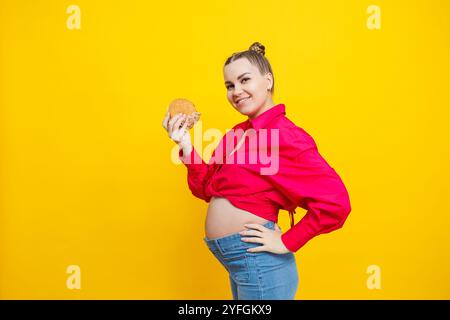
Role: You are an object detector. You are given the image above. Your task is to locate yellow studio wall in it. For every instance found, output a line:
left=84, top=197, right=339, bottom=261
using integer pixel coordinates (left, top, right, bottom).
left=1, top=0, right=449, bottom=299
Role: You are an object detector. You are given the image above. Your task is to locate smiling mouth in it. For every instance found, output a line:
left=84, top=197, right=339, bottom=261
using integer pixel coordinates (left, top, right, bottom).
left=235, top=97, right=251, bottom=105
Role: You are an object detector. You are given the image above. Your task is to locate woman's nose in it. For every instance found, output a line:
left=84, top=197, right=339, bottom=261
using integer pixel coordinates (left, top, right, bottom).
left=232, top=84, right=243, bottom=95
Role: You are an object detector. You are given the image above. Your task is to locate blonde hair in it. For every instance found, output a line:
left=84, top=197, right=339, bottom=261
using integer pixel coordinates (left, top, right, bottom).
left=224, top=42, right=275, bottom=94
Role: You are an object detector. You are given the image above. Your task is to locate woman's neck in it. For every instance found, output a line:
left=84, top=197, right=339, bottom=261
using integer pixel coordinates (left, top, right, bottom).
left=248, top=98, right=275, bottom=120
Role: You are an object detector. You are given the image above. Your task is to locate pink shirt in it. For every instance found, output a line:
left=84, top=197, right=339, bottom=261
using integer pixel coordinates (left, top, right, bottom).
left=178, top=103, right=351, bottom=253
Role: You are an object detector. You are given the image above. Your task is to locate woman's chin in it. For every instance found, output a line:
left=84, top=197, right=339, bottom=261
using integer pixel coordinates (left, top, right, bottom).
left=235, top=104, right=255, bottom=116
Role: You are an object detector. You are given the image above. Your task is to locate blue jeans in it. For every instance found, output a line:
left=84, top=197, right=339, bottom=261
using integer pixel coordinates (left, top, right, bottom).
left=203, top=220, right=299, bottom=300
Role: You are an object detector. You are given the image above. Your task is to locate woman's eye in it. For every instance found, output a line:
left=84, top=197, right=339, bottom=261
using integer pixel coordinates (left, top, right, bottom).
left=226, top=85, right=234, bottom=90
left=242, top=78, right=250, bottom=83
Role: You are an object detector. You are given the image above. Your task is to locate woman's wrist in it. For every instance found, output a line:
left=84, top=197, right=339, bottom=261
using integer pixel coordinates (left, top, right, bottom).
left=178, top=142, right=192, bottom=157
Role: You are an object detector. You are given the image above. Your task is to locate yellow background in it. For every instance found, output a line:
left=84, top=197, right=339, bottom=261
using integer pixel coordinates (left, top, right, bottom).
left=1, top=0, right=449, bottom=299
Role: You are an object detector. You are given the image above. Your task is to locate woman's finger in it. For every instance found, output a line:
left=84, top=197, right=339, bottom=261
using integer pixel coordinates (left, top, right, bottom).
left=241, top=237, right=265, bottom=244
left=239, top=229, right=263, bottom=237
left=244, top=223, right=267, bottom=232
left=180, top=115, right=189, bottom=131
left=169, top=115, right=186, bottom=140
left=172, top=114, right=186, bottom=134
left=247, top=245, right=268, bottom=253
left=162, top=111, right=170, bottom=130
left=168, top=113, right=182, bottom=129
left=168, top=114, right=182, bottom=136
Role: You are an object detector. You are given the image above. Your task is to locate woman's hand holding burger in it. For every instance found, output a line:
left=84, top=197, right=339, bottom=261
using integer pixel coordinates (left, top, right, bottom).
left=162, top=111, right=192, bottom=156
left=162, top=98, right=200, bottom=157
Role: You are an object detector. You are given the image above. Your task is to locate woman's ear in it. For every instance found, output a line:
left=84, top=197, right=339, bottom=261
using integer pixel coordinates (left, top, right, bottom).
left=266, top=73, right=273, bottom=91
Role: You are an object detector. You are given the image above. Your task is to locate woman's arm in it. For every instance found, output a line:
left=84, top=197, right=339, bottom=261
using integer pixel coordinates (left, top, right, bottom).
left=179, top=145, right=217, bottom=202
left=266, top=128, right=352, bottom=253
left=163, top=111, right=215, bottom=202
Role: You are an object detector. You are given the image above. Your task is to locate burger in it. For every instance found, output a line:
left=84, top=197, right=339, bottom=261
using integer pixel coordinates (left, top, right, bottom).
left=168, top=98, right=201, bottom=130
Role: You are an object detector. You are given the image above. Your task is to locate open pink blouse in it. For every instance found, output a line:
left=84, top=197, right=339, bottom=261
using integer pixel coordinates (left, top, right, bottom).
left=178, top=103, right=351, bottom=253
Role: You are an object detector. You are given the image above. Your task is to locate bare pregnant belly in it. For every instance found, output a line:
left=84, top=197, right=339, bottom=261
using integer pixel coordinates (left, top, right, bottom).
left=205, top=196, right=270, bottom=239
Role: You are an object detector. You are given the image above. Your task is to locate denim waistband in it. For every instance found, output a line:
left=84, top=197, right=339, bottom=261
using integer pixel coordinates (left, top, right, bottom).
left=203, top=220, right=276, bottom=252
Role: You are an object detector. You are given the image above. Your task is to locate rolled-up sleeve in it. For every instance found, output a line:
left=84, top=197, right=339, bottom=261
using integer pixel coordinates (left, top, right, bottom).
left=179, top=145, right=216, bottom=202
left=266, top=130, right=352, bottom=253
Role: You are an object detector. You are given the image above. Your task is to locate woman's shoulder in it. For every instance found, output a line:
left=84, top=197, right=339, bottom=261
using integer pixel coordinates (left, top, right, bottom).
left=274, top=117, right=318, bottom=152
left=227, top=115, right=317, bottom=151
left=230, top=120, right=248, bottom=131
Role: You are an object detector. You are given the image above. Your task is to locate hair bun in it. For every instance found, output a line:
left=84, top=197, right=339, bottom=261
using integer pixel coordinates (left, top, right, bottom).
left=249, top=42, right=265, bottom=56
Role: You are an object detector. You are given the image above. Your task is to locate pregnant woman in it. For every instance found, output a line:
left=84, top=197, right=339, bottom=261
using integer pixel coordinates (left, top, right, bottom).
left=162, top=42, right=352, bottom=300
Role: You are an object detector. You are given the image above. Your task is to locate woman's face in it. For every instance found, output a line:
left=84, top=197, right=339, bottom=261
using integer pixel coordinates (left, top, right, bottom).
left=223, top=58, right=273, bottom=119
